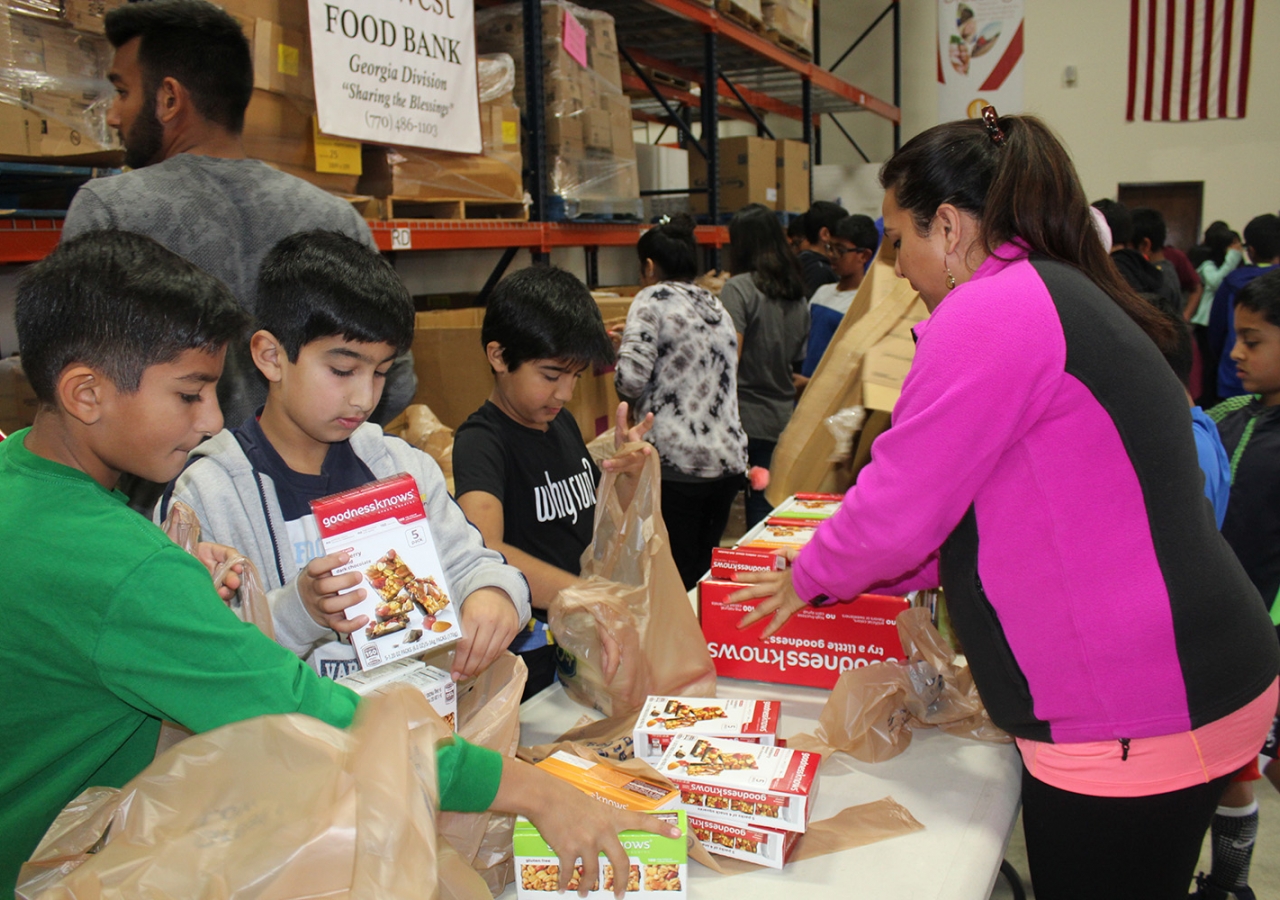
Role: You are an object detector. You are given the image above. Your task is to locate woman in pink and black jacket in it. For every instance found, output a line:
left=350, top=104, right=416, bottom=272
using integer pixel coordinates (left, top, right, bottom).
left=731, top=111, right=1280, bottom=899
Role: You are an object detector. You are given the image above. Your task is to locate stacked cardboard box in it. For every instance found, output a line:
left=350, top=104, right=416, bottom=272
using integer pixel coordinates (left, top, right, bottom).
left=477, top=0, right=640, bottom=218
left=0, top=4, right=122, bottom=162
left=689, top=135, right=810, bottom=216
left=358, top=53, right=524, bottom=205
left=8, top=0, right=125, bottom=35
left=761, top=0, right=812, bottom=53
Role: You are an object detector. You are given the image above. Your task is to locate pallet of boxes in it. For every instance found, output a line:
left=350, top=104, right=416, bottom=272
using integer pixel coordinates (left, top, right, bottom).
left=761, top=0, right=811, bottom=58
left=477, top=0, right=640, bottom=220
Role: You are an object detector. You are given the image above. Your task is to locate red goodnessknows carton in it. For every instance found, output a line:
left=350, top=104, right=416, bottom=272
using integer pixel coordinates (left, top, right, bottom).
left=632, top=696, right=780, bottom=765
left=708, top=547, right=787, bottom=581
left=687, top=815, right=800, bottom=869
left=658, top=735, right=819, bottom=834
left=699, top=580, right=909, bottom=690
left=311, top=473, right=460, bottom=671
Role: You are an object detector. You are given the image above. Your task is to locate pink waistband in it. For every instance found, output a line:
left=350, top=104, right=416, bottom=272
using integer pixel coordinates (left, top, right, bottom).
left=1017, top=679, right=1279, bottom=797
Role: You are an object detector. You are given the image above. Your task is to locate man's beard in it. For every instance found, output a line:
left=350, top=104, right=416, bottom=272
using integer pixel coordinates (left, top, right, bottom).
left=122, top=107, right=164, bottom=169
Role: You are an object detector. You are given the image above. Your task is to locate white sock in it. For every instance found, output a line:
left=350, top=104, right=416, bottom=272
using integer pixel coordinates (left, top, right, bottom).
left=1216, top=800, right=1259, bottom=817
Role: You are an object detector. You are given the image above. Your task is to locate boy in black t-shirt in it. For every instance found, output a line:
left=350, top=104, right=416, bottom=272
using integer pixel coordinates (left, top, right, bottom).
left=454, top=267, right=652, bottom=698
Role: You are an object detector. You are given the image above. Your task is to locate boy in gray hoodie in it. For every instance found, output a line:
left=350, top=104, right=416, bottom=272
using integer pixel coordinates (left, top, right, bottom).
left=158, top=231, right=530, bottom=681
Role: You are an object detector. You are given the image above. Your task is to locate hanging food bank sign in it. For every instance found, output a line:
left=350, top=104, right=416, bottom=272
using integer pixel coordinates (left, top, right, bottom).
left=308, top=0, right=481, bottom=153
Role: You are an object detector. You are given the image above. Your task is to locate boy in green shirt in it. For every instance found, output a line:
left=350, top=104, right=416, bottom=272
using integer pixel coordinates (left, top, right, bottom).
left=0, top=231, right=673, bottom=896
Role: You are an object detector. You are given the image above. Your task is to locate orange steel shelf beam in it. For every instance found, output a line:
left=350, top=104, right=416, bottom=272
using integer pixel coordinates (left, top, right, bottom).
left=624, top=47, right=808, bottom=123
left=0, top=219, right=64, bottom=262
left=620, top=73, right=757, bottom=124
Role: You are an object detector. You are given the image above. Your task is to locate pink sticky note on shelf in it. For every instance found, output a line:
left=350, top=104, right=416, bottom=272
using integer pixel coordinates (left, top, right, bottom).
left=563, top=9, right=588, bottom=68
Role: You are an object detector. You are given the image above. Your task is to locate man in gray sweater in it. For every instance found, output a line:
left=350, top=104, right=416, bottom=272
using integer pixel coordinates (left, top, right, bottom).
left=61, top=0, right=416, bottom=434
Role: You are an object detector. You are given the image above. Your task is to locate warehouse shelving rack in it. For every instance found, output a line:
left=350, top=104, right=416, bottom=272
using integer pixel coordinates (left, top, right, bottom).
left=0, top=0, right=899, bottom=272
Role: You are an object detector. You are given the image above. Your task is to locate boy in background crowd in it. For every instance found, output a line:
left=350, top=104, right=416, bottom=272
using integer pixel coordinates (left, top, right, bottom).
left=801, top=214, right=879, bottom=380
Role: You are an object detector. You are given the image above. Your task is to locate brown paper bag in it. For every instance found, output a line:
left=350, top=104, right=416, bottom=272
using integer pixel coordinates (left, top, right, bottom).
left=386, top=404, right=456, bottom=491
left=548, top=443, right=716, bottom=720
left=17, top=686, right=489, bottom=900
left=799, top=608, right=1009, bottom=763
left=440, top=652, right=529, bottom=895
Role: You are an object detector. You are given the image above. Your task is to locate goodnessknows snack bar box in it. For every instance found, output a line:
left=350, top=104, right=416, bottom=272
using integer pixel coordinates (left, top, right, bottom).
left=312, top=473, right=460, bottom=671
left=659, top=735, right=819, bottom=834
left=699, top=582, right=909, bottom=690
left=536, top=751, right=680, bottom=811
left=515, top=811, right=687, bottom=900
left=632, top=696, right=780, bottom=765
left=688, top=814, right=800, bottom=869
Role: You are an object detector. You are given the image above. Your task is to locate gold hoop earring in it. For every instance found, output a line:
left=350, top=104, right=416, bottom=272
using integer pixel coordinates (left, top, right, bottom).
left=945, top=266, right=957, bottom=290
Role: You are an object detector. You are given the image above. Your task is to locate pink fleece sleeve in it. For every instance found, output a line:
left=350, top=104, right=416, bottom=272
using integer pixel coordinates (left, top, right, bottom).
left=790, top=261, right=1065, bottom=603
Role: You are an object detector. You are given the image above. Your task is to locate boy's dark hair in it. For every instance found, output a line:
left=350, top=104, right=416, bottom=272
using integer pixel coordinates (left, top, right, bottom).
left=255, top=231, right=414, bottom=361
left=106, top=0, right=253, bottom=134
left=16, top=230, right=249, bottom=404
left=482, top=266, right=614, bottom=372
left=833, top=214, right=880, bottom=252
left=637, top=213, right=698, bottom=282
left=1233, top=267, right=1280, bottom=329
left=729, top=204, right=806, bottom=302
left=1243, top=214, right=1280, bottom=263
left=1091, top=199, right=1132, bottom=246
left=786, top=215, right=806, bottom=241
left=803, top=201, right=849, bottom=244
left=1130, top=207, right=1167, bottom=252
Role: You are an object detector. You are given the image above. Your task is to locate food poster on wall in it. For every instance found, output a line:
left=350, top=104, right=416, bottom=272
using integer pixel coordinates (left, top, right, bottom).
left=937, top=0, right=1024, bottom=122
left=308, top=0, right=481, bottom=152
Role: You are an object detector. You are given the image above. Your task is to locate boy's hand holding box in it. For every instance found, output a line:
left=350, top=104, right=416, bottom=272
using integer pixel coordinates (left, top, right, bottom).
left=312, top=473, right=461, bottom=671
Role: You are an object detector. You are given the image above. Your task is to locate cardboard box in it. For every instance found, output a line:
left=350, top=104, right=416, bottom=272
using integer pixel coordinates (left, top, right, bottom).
left=699, top=581, right=909, bottom=689
left=770, top=492, right=843, bottom=520
left=633, top=697, right=780, bottom=765
left=537, top=751, right=680, bottom=811
left=739, top=520, right=816, bottom=550
left=515, top=811, right=687, bottom=900
left=311, top=474, right=462, bottom=671
left=690, top=136, right=776, bottom=214
left=775, top=139, right=809, bottom=213
left=61, top=0, right=127, bottom=34
left=583, top=107, right=613, bottom=150
left=658, top=735, right=818, bottom=834
left=250, top=18, right=314, bottom=99
left=708, top=546, right=787, bottom=581
left=761, top=0, right=813, bottom=50
left=688, top=815, right=800, bottom=869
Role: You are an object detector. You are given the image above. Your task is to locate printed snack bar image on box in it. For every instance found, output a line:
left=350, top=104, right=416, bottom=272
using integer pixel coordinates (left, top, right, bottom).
left=769, top=492, right=844, bottom=520
left=633, top=697, right=780, bottom=765
left=739, top=521, right=817, bottom=551
left=515, top=810, right=687, bottom=900
left=708, top=546, right=787, bottom=581
left=536, top=751, right=680, bottom=811
left=688, top=814, right=800, bottom=869
left=699, top=581, right=909, bottom=690
left=311, top=473, right=460, bottom=672
left=658, top=736, right=819, bottom=834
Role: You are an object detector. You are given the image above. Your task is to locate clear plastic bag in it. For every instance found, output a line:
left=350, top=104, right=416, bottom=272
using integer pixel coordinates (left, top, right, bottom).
left=823, top=405, right=868, bottom=463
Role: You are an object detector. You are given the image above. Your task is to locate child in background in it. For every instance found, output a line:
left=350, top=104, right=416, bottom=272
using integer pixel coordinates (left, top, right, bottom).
left=615, top=214, right=748, bottom=589
left=454, top=267, right=652, bottom=699
left=1199, top=269, right=1280, bottom=900
left=159, top=231, right=530, bottom=683
left=1210, top=215, right=1280, bottom=400
left=801, top=214, right=879, bottom=380
left=0, top=231, right=672, bottom=897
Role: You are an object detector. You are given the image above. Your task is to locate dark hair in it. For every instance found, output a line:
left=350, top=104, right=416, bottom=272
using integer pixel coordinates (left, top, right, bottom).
left=106, top=0, right=253, bottom=134
left=1234, top=267, right=1280, bottom=328
left=803, top=201, right=849, bottom=244
left=16, top=230, right=248, bottom=404
left=728, top=204, right=806, bottom=302
left=482, top=266, right=614, bottom=372
left=833, top=214, right=880, bottom=252
left=255, top=231, right=413, bottom=360
left=1202, top=220, right=1238, bottom=267
left=786, top=215, right=806, bottom=240
left=1130, top=207, right=1167, bottom=252
left=1091, top=199, right=1132, bottom=246
left=1243, top=214, right=1280, bottom=263
left=637, top=213, right=699, bottom=282
left=1159, top=314, right=1194, bottom=389
left=880, top=114, right=1176, bottom=351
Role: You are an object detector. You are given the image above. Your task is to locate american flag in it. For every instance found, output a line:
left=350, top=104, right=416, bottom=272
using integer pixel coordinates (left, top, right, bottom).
left=1126, top=0, right=1256, bottom=122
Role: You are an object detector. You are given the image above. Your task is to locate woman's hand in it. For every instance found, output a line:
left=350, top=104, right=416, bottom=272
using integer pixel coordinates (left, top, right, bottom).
left=727, top=549, right=806, bottom=637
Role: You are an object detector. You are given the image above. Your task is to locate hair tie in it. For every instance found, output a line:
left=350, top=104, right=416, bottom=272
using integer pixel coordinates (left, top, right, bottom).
left=981, top=106, right=1005, bottom=146
left=658, top=214, right=672, bottom=225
